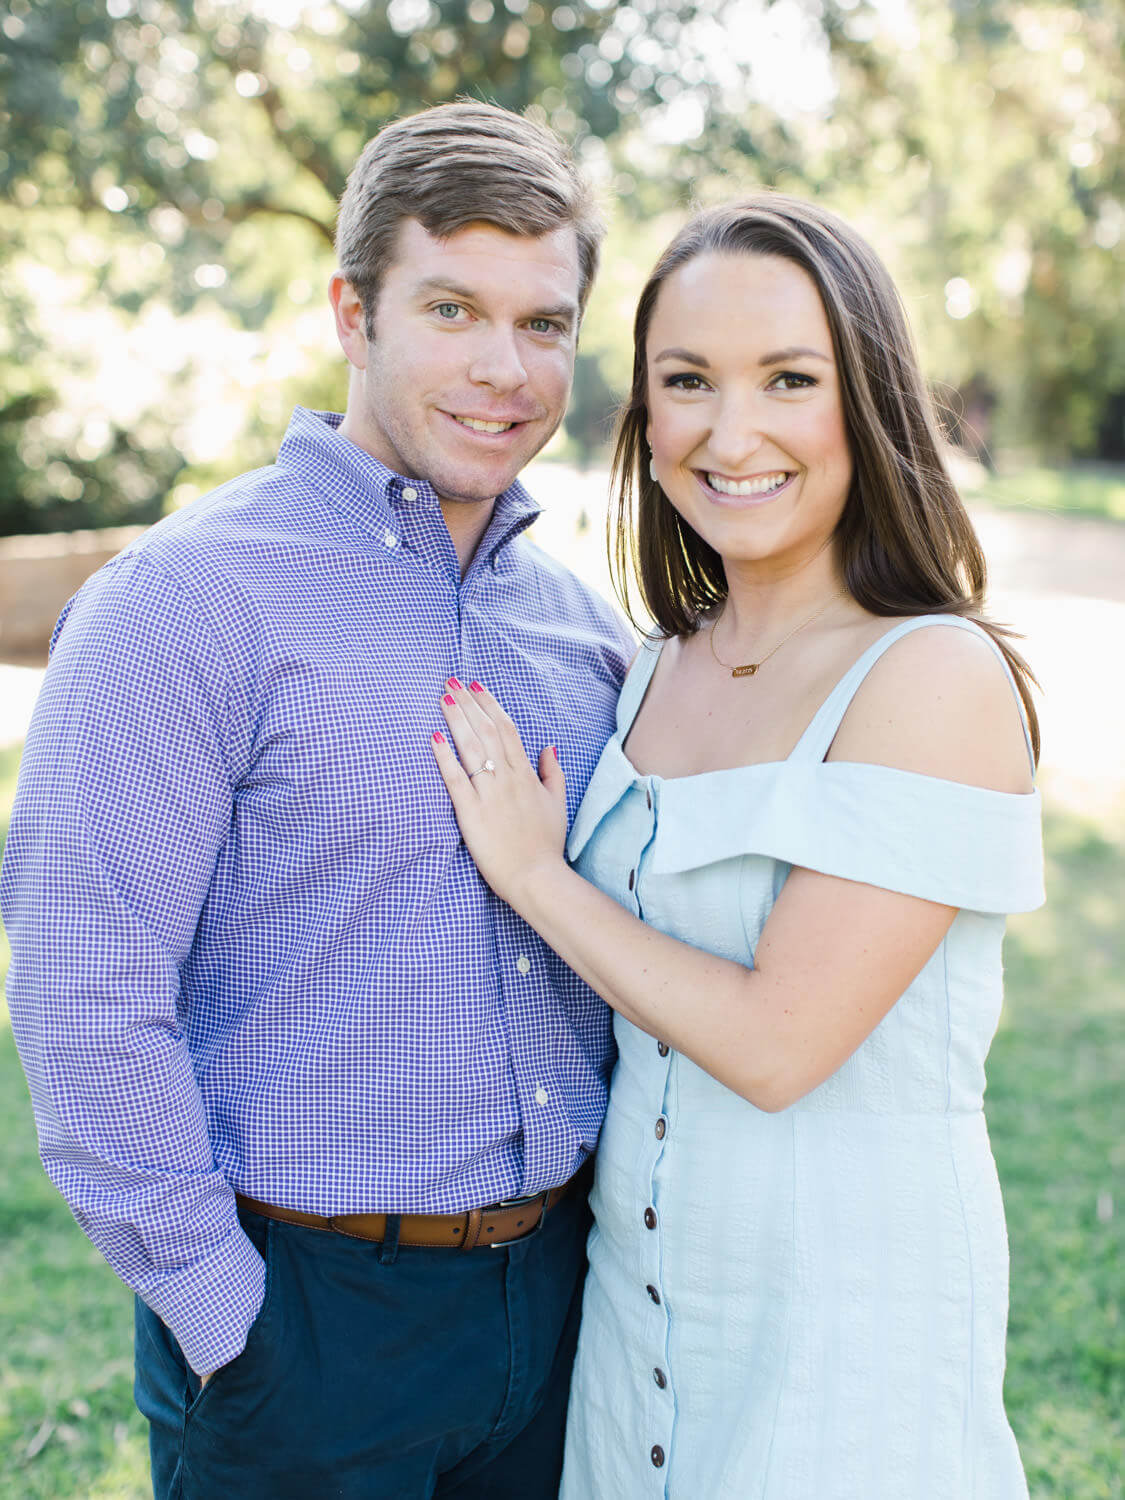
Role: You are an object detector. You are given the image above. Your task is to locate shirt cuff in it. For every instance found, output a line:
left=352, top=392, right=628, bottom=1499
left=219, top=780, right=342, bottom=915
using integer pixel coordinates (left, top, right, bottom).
left=143, top=1222, right=267, bottom=1376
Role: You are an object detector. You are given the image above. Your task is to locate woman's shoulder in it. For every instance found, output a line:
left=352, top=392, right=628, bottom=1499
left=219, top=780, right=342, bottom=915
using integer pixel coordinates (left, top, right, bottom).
left=827, top=617, right=1034, bottom=794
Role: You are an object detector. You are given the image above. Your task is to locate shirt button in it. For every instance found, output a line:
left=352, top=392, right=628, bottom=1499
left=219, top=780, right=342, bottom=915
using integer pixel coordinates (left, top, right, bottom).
left=382, top=529, right=398, bottom=548
left=401, top=485, right=418, bottom=502
left=653, top=1367, right=667, bottom=1389
left=516, top=955, right=531, bottom=975
left=646, top=1284, right=661, bottom=1305
left=657, top=1040, right=669, bottom=1057
left=627, top=869, right=635, bottom=891
left=646, top=789, right=652, bottom=810
left=643, top=1206, right=657, bottom=1230
left=654, top=1117, right=666, bottom=1140
left=651, top=1445, right=665, bottom=1468
left=534, top=1086, right=549, bottom=1106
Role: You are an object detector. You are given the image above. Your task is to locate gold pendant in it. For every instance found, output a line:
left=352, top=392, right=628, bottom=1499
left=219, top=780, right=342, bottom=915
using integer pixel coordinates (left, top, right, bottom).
left=732, top=663, right=759, bottom=678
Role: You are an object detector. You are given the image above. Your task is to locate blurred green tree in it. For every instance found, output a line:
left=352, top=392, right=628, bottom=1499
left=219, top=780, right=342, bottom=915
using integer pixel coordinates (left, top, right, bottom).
left=812, top=0, right=1125, bottom=463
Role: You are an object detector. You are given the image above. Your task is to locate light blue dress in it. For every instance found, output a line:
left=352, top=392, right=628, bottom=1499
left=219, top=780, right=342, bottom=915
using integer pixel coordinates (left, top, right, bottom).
left=560, top=616, right=1044, bottom=1500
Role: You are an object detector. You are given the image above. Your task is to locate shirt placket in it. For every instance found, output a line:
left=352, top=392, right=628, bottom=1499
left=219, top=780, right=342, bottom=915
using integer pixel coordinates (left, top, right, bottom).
left=627, top=778, right=675, bottom=1494
left=496, top=924, right=573, bottom=1194
left=459, top=547, right=575, bottom=1199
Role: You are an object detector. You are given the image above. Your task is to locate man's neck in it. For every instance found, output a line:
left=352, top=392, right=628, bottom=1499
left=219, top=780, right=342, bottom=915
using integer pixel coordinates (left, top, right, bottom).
left=440, top=496, right=497, bottom=577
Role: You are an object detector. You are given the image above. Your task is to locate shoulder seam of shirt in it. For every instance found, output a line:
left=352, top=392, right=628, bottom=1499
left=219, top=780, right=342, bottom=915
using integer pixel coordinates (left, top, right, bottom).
left=108, top=549, right=242, bottom=782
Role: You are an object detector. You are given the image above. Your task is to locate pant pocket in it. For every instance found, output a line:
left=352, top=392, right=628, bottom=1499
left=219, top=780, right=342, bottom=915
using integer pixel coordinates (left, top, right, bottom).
left=185, top=1217, right=279, bottom=1416
left=178, top=1218, right=293, bottom=1496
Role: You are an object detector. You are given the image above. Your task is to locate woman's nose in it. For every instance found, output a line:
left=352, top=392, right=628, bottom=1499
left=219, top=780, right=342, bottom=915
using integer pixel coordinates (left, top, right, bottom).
left=705, top=401, right=767, bottom=469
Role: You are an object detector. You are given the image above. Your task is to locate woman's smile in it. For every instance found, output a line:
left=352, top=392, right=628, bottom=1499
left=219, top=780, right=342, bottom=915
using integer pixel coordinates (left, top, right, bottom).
left=697, top=469, right=796, bottom=503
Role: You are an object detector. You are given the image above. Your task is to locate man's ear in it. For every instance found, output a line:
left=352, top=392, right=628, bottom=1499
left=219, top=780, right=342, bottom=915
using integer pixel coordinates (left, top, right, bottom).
left=329, top=273, right=369, bottom=371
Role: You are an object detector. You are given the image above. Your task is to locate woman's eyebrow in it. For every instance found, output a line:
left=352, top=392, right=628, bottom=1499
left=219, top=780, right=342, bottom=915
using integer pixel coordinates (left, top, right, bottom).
left=758, top=345, right=831, bottom=365
left=653, top=347, right=710, bottom=367
left=653, top=345, right=832, bottom=367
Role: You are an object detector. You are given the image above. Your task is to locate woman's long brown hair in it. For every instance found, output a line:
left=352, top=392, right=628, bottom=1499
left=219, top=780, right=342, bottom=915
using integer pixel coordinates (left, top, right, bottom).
left=610, top=195, right=1040, bottom=761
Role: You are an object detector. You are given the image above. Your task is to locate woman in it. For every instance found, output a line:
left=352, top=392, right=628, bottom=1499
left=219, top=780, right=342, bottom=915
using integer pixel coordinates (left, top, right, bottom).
left=429, top=196, right=1043, bottom=1498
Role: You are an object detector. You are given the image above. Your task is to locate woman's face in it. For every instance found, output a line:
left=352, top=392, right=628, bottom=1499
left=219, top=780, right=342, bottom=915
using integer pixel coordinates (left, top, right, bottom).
left=645, top=251, right=853, bottom=578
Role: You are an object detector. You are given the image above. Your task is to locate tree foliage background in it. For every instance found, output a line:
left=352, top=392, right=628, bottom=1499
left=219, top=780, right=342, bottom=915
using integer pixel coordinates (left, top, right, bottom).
left=0, top=0, right=1122, bottom=533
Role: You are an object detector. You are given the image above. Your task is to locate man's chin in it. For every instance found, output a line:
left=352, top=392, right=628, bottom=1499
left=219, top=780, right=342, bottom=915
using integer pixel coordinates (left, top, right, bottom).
left=431, top=463, right=527, bottom=507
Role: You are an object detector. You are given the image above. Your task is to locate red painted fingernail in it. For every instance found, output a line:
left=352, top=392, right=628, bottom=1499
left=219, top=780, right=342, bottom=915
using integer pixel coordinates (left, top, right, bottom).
left=470, top=681, right=484, bottom=693
left=551, top=746, right=558, bottom=760
left=432, top=731, right=445, bottom=743
left=448, top=676, right=463, bottom=690
left=443, top=694, right=455, bottom=706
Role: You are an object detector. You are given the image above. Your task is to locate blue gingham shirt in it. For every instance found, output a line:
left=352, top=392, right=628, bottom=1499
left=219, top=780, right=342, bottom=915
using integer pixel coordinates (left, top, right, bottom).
left=1, top=407, right=633, bottom=1374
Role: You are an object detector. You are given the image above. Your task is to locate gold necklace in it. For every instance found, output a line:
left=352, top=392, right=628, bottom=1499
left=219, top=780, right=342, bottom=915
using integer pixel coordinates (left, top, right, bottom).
left=708, top=588, right=847, bottom=678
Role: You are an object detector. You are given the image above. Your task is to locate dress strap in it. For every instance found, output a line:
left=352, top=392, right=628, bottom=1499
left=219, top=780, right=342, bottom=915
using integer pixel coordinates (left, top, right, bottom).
left=789, top=614, right=1036, bottom=769
left=614, top=636, right=663, bottom=737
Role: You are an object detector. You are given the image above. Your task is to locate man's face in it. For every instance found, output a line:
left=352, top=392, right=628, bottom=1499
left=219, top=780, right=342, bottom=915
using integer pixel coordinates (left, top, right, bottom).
left=333, top=218, right=582, bottom=504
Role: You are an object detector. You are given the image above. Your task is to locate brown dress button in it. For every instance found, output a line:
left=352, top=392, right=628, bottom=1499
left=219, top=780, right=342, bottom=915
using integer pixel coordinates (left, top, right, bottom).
left=651, top=1445, right=665, bottom=1468
left=628, top=869, right=635, bottom=891
left=654, top=1117, right=666, bottom=1140
left=644, top=1206, right=657, bottom=1230
left=653, top=1366, right=667, bottom=1389
left=646, top=789, right=652, bottom=810
left=657, top=1041, right=669, bottom=1057
left=646, top=1284, right=661, bottom=1304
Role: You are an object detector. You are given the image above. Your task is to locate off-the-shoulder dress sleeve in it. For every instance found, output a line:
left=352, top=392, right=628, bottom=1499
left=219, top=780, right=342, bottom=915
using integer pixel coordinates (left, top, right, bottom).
left=649, top=759, right=1044, bottom=913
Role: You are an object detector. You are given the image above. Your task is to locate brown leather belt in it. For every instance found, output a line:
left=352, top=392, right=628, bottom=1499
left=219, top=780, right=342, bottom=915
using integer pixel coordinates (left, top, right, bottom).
left=235, top=1160, right=591, bottom=1252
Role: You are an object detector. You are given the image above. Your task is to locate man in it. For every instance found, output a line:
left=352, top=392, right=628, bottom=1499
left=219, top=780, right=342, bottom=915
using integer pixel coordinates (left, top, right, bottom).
left=1, top=102, right=633, bottom=1498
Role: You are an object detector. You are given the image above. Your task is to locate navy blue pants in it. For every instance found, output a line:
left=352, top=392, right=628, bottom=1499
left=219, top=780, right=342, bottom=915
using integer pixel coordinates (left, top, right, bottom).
left=134, top=1188, right=591, bottom=1498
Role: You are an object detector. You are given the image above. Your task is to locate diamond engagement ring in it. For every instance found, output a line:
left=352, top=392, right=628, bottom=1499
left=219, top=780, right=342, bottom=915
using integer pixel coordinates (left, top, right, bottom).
left=468, top=759, right=496, bottom=779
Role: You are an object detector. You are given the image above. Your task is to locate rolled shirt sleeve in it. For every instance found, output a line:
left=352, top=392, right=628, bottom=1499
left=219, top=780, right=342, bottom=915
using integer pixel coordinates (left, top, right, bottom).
left=2, top=553, right=265, bottom=1374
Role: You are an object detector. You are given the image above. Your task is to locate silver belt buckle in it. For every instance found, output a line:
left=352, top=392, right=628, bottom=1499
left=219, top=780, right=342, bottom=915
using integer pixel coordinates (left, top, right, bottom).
left=488, top=1189, right=549, bottom=1249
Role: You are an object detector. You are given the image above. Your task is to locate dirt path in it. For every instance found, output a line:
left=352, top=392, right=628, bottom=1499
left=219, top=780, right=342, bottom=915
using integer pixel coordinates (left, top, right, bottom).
left=969, top=506, right=1125, bottom=828
left=3, top=473, right=1123, bottom=830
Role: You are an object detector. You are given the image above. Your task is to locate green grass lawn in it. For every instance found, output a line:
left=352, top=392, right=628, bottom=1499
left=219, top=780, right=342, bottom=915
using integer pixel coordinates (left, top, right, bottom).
left=1, top=740, right=150, bottom=1498
left=0, top=752, right=1122, bottom=1498
left=962, top=463, right=1125, bottom=523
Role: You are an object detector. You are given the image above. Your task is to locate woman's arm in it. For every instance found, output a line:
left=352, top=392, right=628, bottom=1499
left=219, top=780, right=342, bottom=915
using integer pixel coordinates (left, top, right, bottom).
left=430, top=629, right=1031, bottom=1111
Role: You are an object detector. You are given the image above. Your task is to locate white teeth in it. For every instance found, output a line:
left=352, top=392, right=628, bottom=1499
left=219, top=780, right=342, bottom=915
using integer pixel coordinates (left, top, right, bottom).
left=454, top=416, right=515, bottom=433
left=707, top=471, right=790, bottom=497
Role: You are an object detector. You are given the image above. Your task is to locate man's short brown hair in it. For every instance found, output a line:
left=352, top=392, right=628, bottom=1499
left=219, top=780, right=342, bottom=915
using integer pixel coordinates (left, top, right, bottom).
left=336, top=100, right=604, bottom=336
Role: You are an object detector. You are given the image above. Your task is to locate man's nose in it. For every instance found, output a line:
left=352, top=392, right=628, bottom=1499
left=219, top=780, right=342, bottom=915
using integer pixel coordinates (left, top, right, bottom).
left=467, top=327, right=528, bottom=392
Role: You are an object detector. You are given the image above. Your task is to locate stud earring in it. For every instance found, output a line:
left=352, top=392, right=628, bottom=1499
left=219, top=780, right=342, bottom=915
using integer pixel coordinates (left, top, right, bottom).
left=648, top=456, right=658, bottom=483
